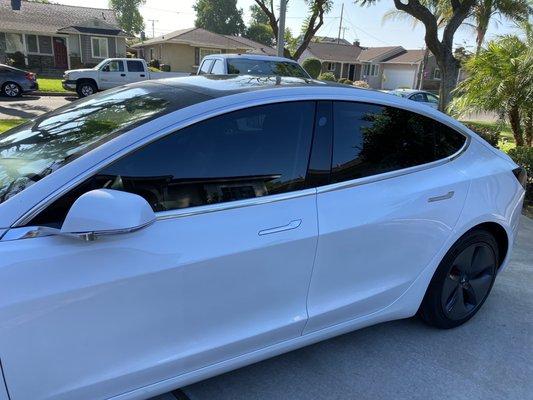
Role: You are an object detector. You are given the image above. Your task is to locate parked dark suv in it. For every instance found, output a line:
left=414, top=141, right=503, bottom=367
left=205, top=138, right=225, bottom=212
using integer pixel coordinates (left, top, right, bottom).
left=0, top=64, right=38, bottom=97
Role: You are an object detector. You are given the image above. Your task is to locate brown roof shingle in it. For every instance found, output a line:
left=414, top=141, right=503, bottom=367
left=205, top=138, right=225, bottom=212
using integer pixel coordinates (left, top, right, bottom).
left=305, top=42, right=363, bottom=63
left=382, top=49, right=426, bottom=64
left=0, top=0, right=119, bottom=35
left=358, top=46, right=404, bottom=62
left=135, top=28, right=252, bottom=51
left=223, top=35, right=277, bottom=55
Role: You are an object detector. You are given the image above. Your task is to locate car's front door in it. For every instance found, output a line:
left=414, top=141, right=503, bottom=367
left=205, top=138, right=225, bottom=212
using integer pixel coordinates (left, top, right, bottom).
left=0, top=101, right=319, bottom=400
left=98, top=60, right=126, bottom=90
left=304, top=101, right=470, bottom=333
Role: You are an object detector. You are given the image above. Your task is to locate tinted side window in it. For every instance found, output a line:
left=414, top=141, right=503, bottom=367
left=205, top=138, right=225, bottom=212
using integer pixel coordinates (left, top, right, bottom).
left=331, top=101, right=465, bottom=183
left=30, top=102, right=315, bottom=227
left=127, top=60, right=145, bottom=72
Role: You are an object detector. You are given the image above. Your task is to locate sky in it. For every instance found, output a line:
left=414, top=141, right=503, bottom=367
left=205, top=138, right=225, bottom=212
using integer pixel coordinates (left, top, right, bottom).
left=56, top=0, right=523, bottom=51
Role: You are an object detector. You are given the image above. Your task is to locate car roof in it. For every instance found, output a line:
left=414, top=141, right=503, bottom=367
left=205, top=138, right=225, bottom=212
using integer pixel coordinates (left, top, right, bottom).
left=202, top=53, right=297, bottom=63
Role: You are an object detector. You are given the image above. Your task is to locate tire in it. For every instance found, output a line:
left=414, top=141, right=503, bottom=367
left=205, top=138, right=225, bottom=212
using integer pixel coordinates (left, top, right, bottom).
left=76, top=81, right=97, bottom=98
left=2, top=82, right=22, bottom=97
left=419, top=229, right=499, bottom=329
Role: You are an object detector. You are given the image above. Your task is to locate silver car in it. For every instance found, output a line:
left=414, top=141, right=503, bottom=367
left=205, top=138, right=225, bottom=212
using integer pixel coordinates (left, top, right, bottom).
left=389, top=89, right=439, bottom=109
left=0, top=64, right=38, bottom=97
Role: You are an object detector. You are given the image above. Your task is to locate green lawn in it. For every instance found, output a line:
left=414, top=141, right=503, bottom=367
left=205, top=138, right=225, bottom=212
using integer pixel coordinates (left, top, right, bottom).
left=37, top=77, right=67, bottom=93
left=0, top=119, right=26, bottom=133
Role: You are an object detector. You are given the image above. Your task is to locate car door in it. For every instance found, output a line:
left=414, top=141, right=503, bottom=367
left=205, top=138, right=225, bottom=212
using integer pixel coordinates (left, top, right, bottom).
left=125, top=60, right=148, bottom=83
left=98, top=59, right=126, bottom=89
left=425, top=93, right=440, bottom=109
left=304, top=101, right=470, bottom=333
left=0, top=101, right=319, bottom=400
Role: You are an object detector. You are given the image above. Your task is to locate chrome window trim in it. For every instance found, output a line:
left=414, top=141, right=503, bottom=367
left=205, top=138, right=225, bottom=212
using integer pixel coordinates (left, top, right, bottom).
left=12, top=91, right=471, bottom=228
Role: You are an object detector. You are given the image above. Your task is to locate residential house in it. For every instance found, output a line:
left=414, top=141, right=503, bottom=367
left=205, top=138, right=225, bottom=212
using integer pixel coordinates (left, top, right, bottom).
left=299, top=40, right=443, bottom=91
left=223, top=35, right=276, bottom=56
left=132, top=28, right=274, bottom=74
left=0, top=0, right=127, bottom=74
left=298, top=41, right=363, bottom=80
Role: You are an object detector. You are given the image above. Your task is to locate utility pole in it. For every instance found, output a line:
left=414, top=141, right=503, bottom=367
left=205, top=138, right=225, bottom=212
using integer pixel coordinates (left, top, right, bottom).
left=277, top=0, right=287, bottom=57
left=337, top=3, right=344, bottom=44
left=148, top=19, right=158, bottom=38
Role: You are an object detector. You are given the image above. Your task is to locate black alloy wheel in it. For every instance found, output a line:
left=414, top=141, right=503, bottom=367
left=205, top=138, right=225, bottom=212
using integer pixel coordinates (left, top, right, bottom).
left=420, top=229, right=499, bottom=328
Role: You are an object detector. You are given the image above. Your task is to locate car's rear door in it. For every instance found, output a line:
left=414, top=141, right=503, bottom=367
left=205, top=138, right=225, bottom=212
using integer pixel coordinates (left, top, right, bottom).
left=0, top=101, right=319, bottom=400
left=125, top=60, right=149, bottom=83
left=305, top=101, right=470, bottom=333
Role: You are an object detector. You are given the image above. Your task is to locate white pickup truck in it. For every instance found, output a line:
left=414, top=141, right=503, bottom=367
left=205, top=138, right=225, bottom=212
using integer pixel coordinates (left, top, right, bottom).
left=62, top=58, right=188, bottom=97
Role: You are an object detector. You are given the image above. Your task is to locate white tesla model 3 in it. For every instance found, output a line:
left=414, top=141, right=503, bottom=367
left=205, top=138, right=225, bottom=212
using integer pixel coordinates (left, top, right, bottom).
left=0, top=76, right=526, bottom=400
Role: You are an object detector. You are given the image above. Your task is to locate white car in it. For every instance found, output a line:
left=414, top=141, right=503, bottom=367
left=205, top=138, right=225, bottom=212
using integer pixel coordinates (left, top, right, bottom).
left=198, top=53, right=311, bottom=78
left=0, top=75, right=526, bottom=400
left=389, top=88, right=440, bottom=109
left=62, top=58, right=187, bottom=97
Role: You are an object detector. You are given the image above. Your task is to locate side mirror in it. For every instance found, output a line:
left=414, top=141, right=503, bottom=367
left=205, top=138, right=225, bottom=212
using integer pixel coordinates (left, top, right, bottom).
left=61, top=189, right=156, bottom=241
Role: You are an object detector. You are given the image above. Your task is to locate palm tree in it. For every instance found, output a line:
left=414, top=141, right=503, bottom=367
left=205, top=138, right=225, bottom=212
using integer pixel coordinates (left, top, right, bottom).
left=450, top=22, right=533, bottom=146
left=467, top=0, right=531, bottom=53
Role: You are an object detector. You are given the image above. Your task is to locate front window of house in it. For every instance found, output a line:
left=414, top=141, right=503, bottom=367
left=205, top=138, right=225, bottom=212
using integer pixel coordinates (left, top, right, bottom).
left=433, top=68, right=441, bottom=80
left=363, top=64, right=379, bottom=77
left=199, top=48, right=221, bottom=61
left=91, top=37, right=109, bottom=59
left=325, top=62, right=336, bottom=71
left=5, top=33, right=24, bottom=53
left=25, top=35, right=53, bottom=55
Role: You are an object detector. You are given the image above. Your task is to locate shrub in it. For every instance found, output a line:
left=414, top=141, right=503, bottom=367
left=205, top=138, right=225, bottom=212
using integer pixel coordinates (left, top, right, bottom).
left=7, top=52, right=26, bottom=69
left=302, top=58, right=322, bottom=79
left=338, top=78, right=347, bottom=84
left=462, top=122, right=500, bottom=148
left=149, top=59, right=160, bottom=69
left=160, top=64, right=171, bottom=72
left=344, top=79, right=353, bottom=85
left=353, top=80, right=370, bottom=88
left=318, top=72, right=336, bottom=82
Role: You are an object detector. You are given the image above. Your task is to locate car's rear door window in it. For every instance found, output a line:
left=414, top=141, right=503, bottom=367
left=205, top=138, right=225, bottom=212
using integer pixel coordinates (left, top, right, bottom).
left=330, top=101, right=466, bottom=183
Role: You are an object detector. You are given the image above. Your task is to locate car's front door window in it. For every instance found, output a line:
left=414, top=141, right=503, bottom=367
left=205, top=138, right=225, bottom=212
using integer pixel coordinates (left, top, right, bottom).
left=28, top=101, right=316, bottom=227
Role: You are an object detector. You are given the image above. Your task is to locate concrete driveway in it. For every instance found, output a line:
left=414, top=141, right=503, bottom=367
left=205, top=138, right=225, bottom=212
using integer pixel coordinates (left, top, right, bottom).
left=0, top=95, right=74, bottom=119
left=152, top=216, right=532, bottom=400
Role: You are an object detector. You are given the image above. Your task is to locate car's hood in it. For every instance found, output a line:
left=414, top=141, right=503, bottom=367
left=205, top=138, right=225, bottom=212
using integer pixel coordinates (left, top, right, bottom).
left=65, top=68, right=97, bottom=75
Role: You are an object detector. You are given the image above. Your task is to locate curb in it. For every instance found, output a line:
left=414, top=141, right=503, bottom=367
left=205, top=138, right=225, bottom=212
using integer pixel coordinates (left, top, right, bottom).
left=32, top=91, right=76, bottom=97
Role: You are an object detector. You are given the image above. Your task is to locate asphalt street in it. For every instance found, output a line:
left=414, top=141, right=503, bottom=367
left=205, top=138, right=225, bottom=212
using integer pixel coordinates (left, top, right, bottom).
left=0, top=95, right=74, bottom=119
left=148, top=216, right=533, bottom=400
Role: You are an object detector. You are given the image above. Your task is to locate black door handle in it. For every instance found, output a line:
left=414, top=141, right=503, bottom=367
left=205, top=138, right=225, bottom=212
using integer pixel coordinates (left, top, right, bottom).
left=120, top=73, right=126, bottom=77
left=140, top=74, right=146, bottom=77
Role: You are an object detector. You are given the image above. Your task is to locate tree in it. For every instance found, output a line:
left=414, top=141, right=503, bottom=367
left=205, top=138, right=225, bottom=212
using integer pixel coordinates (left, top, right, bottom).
left=359, top=0, right=476, bottom=111
left=245, top=23, right=275, bottom=46
left=254, top=0, right=333, bottom=60
left=250, top=3, right=270, bottom=25
left=468, top=0, right=531, bottom=53
left=450, top=23, right=533, bottom=146
left=302, top=58, right=322, bottom=78
left=109, top=0, right=146, bottom=36
left=194, top=0, right=245, bottom=36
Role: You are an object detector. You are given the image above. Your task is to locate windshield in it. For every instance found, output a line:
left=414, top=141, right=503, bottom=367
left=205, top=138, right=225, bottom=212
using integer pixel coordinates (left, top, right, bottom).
left=0, top=83, right=211, bottom=204
left=227, top=59, right=310, bottom=78
left=93, top=59, right=108, bottom=70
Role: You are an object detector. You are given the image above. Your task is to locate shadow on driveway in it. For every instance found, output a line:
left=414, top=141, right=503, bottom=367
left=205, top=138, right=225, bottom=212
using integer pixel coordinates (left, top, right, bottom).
left=0, top=95, right=77, bottom=119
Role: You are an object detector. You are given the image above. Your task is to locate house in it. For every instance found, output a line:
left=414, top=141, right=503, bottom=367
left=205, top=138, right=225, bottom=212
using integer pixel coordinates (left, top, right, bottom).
left=223, top=35, right=276, bottom=56
left=0, top=0, right=127, bottom=74
left=298, top=41, right=363, bottom=81
left=132, top=28, right=274, bottom=74
left=299, top=40, right=442, bottom=91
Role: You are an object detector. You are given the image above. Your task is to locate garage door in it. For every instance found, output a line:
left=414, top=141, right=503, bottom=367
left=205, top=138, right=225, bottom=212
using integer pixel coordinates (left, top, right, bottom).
left=382, top=66, right=416, bottom=90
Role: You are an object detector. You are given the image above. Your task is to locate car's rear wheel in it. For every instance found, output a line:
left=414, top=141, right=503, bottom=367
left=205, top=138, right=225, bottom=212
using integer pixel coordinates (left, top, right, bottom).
left=420, top=229, right=498, bottom=329
left=2, top=82, right=22, bottom=97
left=77, top=81, right=96, bottom=98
